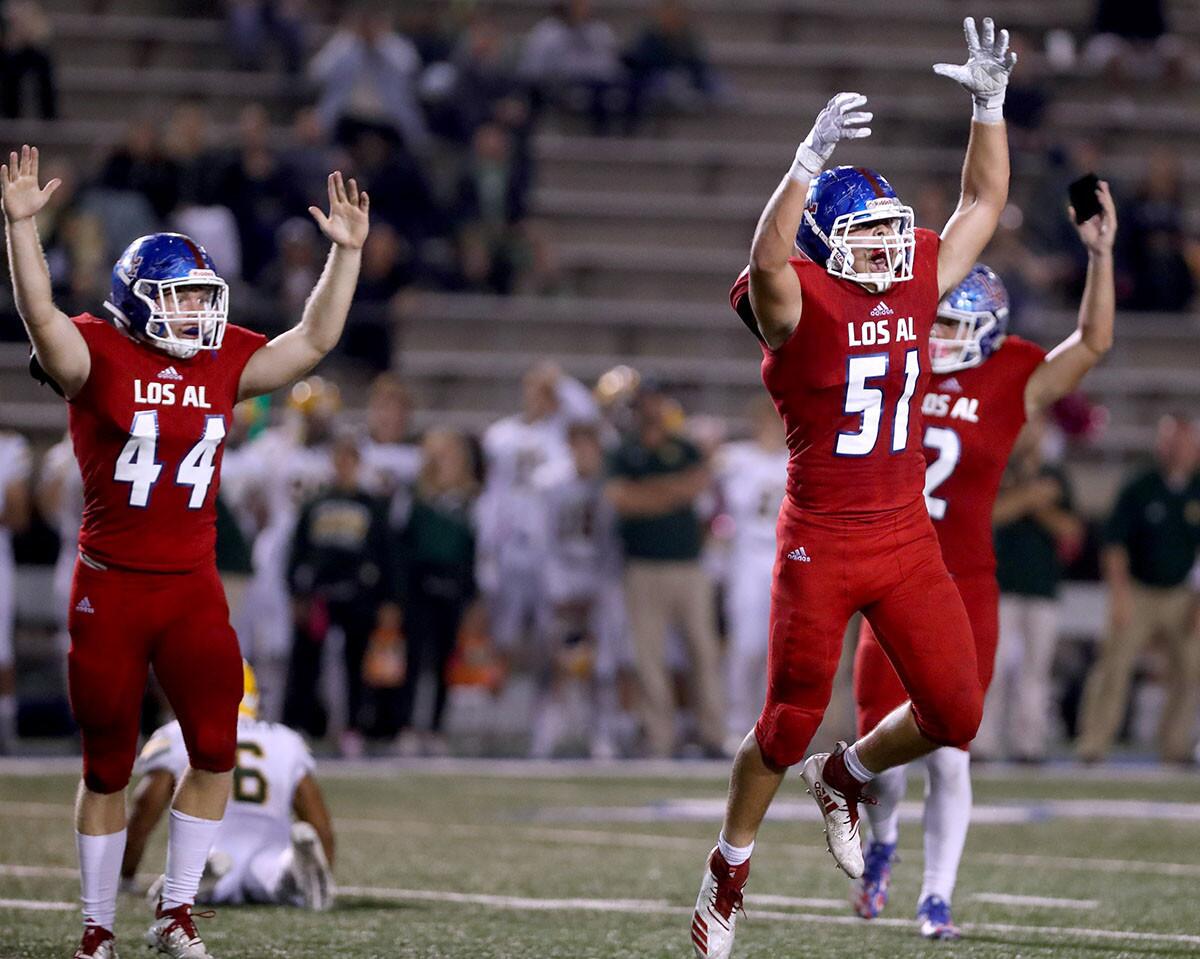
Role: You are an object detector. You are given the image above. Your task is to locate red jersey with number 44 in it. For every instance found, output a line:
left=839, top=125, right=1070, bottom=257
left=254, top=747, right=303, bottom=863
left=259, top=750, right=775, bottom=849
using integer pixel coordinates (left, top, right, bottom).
left=920, top=335, right=1046, bottom=576
left=66, top=313, right=266, bottom=573
left=730, top=228, right=941, bottom=515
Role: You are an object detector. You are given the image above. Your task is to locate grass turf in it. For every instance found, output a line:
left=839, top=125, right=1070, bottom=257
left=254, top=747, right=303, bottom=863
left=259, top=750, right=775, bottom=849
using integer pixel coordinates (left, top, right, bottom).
left=2, top=763, right=1199, bottom=958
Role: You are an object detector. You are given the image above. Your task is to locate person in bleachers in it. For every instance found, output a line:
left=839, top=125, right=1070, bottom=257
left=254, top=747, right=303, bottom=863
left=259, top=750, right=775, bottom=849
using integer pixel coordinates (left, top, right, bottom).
left=97, top=120, right=181, bottom=224
left=394, top=429, right=480, bottom=756
left=621, top=0, right=718, bottom=135
left=361, top=372, right=422, bottom=502
left=1118, top=151, right=1197, bottom=314
left=308, top=5, right=430, bottom=154
left=1077, top=413, right=1200, bottom=763
left=225, top=0, right=309, bottom=75
left=285, top=432, right=399, bottom=757
left=605, top=379, right=725, bottom=759
left=976, top=416, right=1083, bottom=762
left=0, top=431, right=31, bottom=752
left=0, top=0, right=55, bottom=119
left=1084, top=0, right=1188, bottom=82
left=519, top=0, right=624, bottom=135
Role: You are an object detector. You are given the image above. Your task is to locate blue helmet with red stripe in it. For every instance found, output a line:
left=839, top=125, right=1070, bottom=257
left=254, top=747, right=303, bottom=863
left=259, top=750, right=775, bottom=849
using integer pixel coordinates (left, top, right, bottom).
left=104, top=233, right=229, bottom=359
left=796, top=166, right=915, bottom=292
left=930, top=263, right=1010, bottom=373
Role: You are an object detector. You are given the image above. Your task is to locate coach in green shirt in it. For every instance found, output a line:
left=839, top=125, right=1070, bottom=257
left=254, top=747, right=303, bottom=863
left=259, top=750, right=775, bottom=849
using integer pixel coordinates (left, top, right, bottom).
left=606, top=381, right=725, bottom=758
left=1078, top=413, right=1200, bottom=763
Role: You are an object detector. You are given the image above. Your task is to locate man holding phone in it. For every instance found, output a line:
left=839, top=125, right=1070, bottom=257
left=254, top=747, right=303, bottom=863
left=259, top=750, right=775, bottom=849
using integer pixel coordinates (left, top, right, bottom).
left=851, top=178, right=1118, bottom=939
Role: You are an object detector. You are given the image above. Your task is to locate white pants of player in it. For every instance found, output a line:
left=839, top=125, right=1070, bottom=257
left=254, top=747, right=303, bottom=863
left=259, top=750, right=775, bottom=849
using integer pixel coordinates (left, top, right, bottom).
left=723, top=553, right=774, bottom=740
left=207, top=841, right=298, bottom=906
left=487, top=563, right=544, bottom=653
left=974, top=594, right=1058, bottom=760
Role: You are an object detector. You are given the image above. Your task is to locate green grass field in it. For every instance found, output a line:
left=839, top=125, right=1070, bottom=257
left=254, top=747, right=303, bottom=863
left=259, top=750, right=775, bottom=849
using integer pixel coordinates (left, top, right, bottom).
left=3, top=759, right=1200, bottom=958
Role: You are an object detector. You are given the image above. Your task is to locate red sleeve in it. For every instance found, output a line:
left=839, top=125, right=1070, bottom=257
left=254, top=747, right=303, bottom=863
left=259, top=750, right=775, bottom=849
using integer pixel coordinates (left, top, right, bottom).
left=65, top=313, right=117, bottom=406
left=1003, top=335, right=1049, bottom=428
left=913, top=228, right=941, bottom=298
left=222, top=323, right=268, bottom=374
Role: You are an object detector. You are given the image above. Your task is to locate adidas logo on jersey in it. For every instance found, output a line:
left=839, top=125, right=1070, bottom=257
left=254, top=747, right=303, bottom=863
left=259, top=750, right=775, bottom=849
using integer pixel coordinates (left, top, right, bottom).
left=869, top=301, right=893, bottom=317
left=157, top=366, right=183, bottom=381
left=940, top=377, right=963, bottom=393
left=75, top=596, right=95, bottom=614
left=786, top=546, right=811, bottom=563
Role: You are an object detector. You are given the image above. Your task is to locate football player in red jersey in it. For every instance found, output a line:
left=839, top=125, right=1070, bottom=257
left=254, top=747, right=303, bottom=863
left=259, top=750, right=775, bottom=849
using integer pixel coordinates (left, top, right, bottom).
left=691, top=18, right=1017, bottom=958
left=851, top=182, right=1117, bottom=940
left=2, top=144, right=369, bottom=959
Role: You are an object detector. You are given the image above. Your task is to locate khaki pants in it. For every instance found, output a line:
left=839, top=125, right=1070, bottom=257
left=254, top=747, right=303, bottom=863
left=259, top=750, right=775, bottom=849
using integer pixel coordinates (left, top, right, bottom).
left=1077, top=583, right=1200, bottom=762
left=974, top=595, right=1059, bottom=760
left=624, top=560, right=725, bottom=757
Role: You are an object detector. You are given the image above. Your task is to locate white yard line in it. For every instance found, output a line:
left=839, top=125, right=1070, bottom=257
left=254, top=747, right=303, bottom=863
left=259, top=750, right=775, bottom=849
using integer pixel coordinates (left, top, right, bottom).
left=4, top=866, right=1196, bottom=946
left=0, top=864, right=78, bottom=879
left=749, top=894, right=848, bottom=909
left=337, top=884, right=1200, bottom=946
left=970, top=892, right=1099, bottom=909
left=0, top=896, right=75, bottom=911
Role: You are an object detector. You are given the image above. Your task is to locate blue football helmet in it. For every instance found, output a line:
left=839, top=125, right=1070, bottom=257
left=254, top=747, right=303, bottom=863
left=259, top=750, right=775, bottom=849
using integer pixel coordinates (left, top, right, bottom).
left=104, top=233, right=229, bottom=359
left=930, top=264, right=1010, bottom=373
left=796, top=166, right=915, bottom=291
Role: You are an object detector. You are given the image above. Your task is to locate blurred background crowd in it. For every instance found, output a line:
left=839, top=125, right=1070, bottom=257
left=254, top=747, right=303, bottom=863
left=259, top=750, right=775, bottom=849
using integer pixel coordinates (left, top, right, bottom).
left=1, top=0, right=1199, bottom=764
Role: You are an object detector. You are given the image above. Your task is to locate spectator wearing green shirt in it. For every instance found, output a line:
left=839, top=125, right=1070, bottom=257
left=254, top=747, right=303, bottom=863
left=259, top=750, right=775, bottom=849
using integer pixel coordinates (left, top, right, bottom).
left=1078, top=413, right=1200, bottom=763
left=977, top=418, right=1083, bottom=761
left=605, top=382, right=725, bottom=758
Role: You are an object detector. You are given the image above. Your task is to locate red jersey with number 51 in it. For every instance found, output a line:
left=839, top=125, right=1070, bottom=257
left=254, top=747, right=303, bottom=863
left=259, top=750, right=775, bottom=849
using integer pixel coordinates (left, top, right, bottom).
left=730, top=228, right=942, bottom=515
left=65, top=313, right=266, bottom=573
left=921, top=335, right=1046, bottom=576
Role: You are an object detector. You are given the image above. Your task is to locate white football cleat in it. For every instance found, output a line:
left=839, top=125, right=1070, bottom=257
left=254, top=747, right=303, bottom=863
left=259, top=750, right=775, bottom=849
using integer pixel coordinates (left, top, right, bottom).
left=144, top=903, right=213, bottom=958
left=690, top=847, right=749, bottom=958
left=280, top=821, right=335, bottom=911
left=73, top=925, right=118, bottom=959
left=800, top=742, right=870, bottom=879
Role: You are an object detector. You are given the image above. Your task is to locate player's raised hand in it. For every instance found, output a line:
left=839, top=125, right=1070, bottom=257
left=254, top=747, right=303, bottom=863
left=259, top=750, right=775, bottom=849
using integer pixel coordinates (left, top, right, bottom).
left=933, top=16, right=1017, bottom=105
left=0, top=145, right=61, bottom=223
left=309, top=171, right=369, bottom=250
left=1070, top=179, right=1117, bottom=256
left=792, top=92, right=873, bottom=179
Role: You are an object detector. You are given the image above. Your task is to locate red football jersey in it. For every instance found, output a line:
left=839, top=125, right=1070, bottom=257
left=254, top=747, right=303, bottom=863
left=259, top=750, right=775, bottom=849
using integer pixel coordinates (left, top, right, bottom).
left=731, top=228, right=942, bottom=515
left=66, top=314, right=267, bottom=573
left=920, top=335, right=1046, bottom=576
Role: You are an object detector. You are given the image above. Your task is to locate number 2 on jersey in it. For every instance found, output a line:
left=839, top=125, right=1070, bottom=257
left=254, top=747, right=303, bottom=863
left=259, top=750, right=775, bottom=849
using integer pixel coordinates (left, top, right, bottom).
left=923, top=425, right=961, bottom=520
left=114, top=411, right=226, bottom=509
left=836, top=349, right=921, bottom=456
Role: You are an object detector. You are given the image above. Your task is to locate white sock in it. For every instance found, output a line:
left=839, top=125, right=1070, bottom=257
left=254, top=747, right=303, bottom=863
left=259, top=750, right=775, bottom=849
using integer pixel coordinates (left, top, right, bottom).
left=919, top=747, right=972, bottom=904
left=864, top=763, right=906, bottom=845
left=76, top=828, right=127, bottom=931
left=843, top=742, right=874, bottom=783
left=161, top=809, right=222, bottom=910
left=717, top=832, right=754, bottom=866
left=0, top=691, right=16, bottom=745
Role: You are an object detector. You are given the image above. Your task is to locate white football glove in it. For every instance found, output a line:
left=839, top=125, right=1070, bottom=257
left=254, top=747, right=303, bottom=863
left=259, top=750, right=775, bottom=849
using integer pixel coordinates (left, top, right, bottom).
left=790, top=92, right=873, bottom=181
left=933, top=16, right=1017, bottom=123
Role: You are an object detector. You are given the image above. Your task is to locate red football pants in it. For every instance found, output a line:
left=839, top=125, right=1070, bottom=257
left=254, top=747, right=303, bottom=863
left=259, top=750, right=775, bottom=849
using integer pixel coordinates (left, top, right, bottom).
left=67, top=558, right=243, bottom=794
left=855, top=570, right=999, bottom=741
left=754, top=498, right=981, bottom=767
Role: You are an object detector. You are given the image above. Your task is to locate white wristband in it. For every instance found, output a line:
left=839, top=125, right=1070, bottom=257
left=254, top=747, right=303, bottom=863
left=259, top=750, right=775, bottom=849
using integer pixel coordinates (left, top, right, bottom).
left=972, top=91, right=1005, bottom=124
left=788, top=142, right=825, bottom=182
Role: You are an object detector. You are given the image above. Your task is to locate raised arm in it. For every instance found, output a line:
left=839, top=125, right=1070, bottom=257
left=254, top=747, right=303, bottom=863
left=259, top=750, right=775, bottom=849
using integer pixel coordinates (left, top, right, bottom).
left=1, top=145, right=90, bottom=399
left=237, top=172, right=369, bottom=401
left=1024, top=181, right=1117, bottom=417
left=935, top=17, right=1016, bottom=297
left=748, top=93, right=872, bottom=348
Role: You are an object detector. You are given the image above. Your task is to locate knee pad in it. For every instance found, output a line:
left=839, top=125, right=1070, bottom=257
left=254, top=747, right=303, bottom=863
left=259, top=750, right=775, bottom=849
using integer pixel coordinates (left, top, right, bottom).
left=754, top=701, right=825, bottom=768
left=82, top=740, right=134, bottom=794
left=182, top=721, right=237, bottom=773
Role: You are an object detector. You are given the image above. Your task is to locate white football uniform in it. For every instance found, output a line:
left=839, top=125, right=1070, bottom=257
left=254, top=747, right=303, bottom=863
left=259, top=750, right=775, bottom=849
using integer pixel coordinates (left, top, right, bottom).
left=716, top=440, right=788, bottom=737
left=477, top=415, right=572, bottom=650
left=136, top=716, right=316, bottom=905
left=0, top=434, right=32, bottom=666
left=533, top=459, right=630, bottom=677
